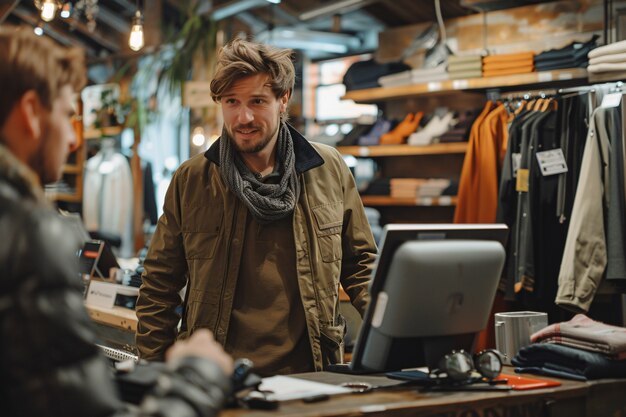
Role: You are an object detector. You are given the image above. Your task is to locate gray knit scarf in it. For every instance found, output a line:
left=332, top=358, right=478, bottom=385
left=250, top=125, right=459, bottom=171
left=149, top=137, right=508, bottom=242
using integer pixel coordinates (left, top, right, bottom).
left=219, top=122, right=300, bottom=224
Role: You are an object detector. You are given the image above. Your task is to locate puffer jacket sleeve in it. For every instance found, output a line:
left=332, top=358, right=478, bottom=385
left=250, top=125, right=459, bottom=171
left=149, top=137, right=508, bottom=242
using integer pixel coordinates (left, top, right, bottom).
left=330, top=147, right=377, bottom=316
left=136, top=168, right=189, bottom=360
left=0, top=200, right=230, bottom=417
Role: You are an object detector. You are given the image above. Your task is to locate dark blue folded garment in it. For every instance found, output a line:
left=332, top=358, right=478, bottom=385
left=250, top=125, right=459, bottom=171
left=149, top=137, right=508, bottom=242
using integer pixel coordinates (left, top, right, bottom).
left=534, top=35, right=598, bottom=62
left=512, top=343, right=626, bottom=380
left=343, top=59, right=411, bottom=91
left=535, top=57, right=589, bottom=71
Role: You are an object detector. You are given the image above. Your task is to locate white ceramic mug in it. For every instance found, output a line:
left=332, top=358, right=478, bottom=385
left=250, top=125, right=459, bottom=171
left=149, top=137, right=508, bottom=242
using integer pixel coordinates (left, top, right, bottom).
left=494, top=311, right=548, bottom=365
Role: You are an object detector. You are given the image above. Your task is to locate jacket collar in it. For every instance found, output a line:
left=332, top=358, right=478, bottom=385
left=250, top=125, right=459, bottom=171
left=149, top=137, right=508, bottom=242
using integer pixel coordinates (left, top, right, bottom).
left=0, top=143, right=47, bottom=205
left=204, top=123, right=325, bottom=174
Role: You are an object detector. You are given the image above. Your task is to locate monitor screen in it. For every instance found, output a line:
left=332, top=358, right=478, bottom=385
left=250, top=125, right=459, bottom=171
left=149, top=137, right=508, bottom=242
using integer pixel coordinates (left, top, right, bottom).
left=347, top=224, right=508, bottom=373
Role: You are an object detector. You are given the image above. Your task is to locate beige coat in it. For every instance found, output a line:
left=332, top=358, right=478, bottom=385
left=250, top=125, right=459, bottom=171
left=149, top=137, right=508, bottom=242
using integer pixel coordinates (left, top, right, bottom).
left=136, top=126, right=377, bottom=370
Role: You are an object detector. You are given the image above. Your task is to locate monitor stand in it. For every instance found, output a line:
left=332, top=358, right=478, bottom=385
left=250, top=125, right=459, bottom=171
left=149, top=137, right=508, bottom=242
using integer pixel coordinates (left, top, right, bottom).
left=324, top=363, right=374, bottom=375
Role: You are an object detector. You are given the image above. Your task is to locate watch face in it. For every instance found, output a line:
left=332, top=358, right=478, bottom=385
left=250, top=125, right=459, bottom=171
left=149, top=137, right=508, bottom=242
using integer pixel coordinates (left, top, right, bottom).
left=475, top=350, right=502, bottom=379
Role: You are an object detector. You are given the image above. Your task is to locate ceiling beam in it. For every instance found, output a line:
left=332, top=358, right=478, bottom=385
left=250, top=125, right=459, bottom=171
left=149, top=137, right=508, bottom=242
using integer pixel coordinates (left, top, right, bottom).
left=97, top=5, right=131, bottom=34
left=11, top=6, right=98, bottom=56
left=14, top=4, right=121, bottom=52
left=199, top=0, right=271, bottom=21
left=0, top=0, right=21, bottom=24
left=298, top=0, right=381, bottom=21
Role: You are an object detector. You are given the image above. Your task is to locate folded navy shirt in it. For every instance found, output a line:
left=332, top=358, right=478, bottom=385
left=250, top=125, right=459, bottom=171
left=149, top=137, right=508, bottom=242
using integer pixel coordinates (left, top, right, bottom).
left=512, top=343, right=626, bottom=381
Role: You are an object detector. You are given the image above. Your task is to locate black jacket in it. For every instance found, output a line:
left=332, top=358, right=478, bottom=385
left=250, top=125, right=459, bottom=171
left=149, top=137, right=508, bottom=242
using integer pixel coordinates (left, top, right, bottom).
left=0, top=144, right=231, bottom=417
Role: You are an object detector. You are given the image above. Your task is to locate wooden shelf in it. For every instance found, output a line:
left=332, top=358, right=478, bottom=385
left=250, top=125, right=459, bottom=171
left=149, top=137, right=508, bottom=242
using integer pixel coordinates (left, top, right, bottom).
left=337, top=142, right=467, bottom=157
left=63, top=164, right=81, bottom=174
left=48, top=192, right=82, bottom=203
left=342, top=68, right=588, bottom=103
left=588, top=71, right=626, bottom=84
left=361, top=195, right=457, bottom=207
left=84, top=125, right=124, bottom=140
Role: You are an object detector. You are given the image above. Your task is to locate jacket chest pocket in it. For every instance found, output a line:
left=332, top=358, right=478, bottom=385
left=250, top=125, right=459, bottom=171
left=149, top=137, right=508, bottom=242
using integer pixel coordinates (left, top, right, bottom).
left=312, top=201, right=343, bottom=263
left=182, top=204, right=223, bottom=259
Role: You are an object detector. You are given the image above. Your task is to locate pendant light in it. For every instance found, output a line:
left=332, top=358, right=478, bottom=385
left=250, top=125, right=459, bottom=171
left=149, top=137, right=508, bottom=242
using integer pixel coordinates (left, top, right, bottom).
left=39, top=0, right=58, bottom=21
left=128, top=0, right=144, bottom=52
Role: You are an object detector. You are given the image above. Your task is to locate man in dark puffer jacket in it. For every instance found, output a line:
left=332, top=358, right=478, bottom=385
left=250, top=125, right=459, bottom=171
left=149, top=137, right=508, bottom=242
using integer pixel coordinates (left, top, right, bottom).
left=0, top=26, right=233, bottom=417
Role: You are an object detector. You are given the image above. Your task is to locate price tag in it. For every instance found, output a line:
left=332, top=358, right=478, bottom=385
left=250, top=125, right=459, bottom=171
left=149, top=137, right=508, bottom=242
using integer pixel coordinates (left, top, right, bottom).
left=418, top=197, right=433, bottom=206
left=358, top=147, right=370, bottom=157
left=516, top=168, right=529, bottom=192
left=601, top=93, right=622, bottom=108
left=438, top=196, right=452, bottom=206
left=536, top=149, right=568, bottom=176
left=512, top=153, right=521, bottom=178
left=427, top=82, right=442, bottom=92
left=452, top=79, right=469, bottom=89
left=538, top=72, right=553, bottom=82
left=558, top=72, right=573, bottom=80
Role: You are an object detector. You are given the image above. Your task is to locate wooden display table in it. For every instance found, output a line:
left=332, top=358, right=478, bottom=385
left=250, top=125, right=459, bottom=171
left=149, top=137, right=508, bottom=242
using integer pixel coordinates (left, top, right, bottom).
left=222, top=370, right=626, bottom=417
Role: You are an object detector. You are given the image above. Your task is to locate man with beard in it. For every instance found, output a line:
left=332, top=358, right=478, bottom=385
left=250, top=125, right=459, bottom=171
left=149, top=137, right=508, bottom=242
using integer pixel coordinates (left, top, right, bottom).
left=136, top=38, right=377, bottom=376
left=0, top=26, right=233, bottom=416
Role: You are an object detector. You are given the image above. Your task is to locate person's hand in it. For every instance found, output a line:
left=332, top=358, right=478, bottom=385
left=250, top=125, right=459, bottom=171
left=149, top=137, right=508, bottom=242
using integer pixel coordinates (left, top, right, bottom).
left=165, top=329, right=233, bottom=376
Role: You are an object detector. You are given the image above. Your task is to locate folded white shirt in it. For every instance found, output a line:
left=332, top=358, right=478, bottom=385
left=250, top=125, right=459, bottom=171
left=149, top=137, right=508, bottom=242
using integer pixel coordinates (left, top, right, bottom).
left=587, top=62, right=626, bottom=73
left=588, top=39, right=626, bottom=59
left=588, top=52, right=626, bottom=65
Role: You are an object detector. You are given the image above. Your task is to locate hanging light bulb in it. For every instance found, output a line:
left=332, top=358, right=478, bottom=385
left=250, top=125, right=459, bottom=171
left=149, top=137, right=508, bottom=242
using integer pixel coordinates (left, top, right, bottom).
left=60, top=2, right=72, bottom=18
left=33, top=23, right=44, bottom=36
left=128, top=10, right=144, bottom=51
left=40, top=0, right=57, bottom=22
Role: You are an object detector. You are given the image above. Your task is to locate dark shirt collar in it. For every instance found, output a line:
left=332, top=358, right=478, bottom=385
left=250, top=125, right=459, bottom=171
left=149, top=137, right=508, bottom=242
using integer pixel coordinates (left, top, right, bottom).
left=204, top=123, right=324, bottom=174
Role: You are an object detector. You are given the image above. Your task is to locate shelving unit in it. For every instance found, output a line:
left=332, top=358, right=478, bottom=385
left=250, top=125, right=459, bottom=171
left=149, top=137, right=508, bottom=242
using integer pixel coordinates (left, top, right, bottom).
left=337, top=142, right=467, bottom=157
left=360, top=195, right=458, bottom=207
left=342, top=68, right=589, bottom=103
left=48, top=112, right=86, bottom=205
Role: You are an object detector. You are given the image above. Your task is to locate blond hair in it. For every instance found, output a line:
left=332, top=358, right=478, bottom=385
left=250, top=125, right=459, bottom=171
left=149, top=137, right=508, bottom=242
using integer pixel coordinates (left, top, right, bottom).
left=210, top=38, right=295, bottom=109
left=0, top=26, right=86, bottom=127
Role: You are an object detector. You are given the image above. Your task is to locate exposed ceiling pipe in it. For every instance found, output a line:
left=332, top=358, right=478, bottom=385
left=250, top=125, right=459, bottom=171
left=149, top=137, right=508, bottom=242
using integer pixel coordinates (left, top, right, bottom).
left=0, top=0, right=21, bottom=24
left=199, top=0, right=270, bottom=20
left=97, top=5, right=132, bottom=34
left=298, top=0, right=380, bottom=21
left=14, top=5, right=120, bottom=52
left=11, top=6, right=98, bottom=56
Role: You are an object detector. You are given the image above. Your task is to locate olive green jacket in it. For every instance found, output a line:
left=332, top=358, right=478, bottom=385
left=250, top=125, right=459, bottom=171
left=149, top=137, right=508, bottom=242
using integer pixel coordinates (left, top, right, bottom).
left=136, top=125, right=377, bottom=371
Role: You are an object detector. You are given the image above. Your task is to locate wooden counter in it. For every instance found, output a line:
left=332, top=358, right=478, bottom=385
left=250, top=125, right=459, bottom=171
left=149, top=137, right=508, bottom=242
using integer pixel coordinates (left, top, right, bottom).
left=221, top=370, right=626, bottom=417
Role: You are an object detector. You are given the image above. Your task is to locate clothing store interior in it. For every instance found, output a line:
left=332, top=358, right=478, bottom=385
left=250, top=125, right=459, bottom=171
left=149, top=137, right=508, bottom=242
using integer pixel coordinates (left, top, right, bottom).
left=4, top=0, right=626, bottom=415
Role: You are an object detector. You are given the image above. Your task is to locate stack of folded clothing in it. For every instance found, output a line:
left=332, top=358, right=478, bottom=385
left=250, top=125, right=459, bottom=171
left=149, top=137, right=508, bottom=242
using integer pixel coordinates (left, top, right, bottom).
left=416, top=178, right=451, bottom=199
left=512, top=314, right=626, bottom=380
left=390, top=178, right=425, bottom=198
left=482, top=52, right=535, bottom=77
left=448, top=55, right=482, bottom=79
left=535, top=35, right=598, bottom=71
left=588, top=39, right=626, bottom=75
left=379, top=63, right=449, bottom=87
left=343, top=59, right=411, bottom=91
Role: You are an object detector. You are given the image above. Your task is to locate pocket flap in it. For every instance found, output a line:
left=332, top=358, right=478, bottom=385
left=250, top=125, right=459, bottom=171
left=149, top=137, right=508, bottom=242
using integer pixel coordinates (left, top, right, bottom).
left=312, top=201, right=343, bottom=232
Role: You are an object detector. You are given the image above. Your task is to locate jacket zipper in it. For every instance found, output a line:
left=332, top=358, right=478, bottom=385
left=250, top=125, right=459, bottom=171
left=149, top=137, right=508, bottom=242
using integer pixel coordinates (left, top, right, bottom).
left=214, top=201, right=239, bottom=339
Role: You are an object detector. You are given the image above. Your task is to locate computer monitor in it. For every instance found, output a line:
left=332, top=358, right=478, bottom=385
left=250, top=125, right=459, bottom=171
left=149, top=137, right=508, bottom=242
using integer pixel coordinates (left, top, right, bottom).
left=345, top=224, right=508, bottom=373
